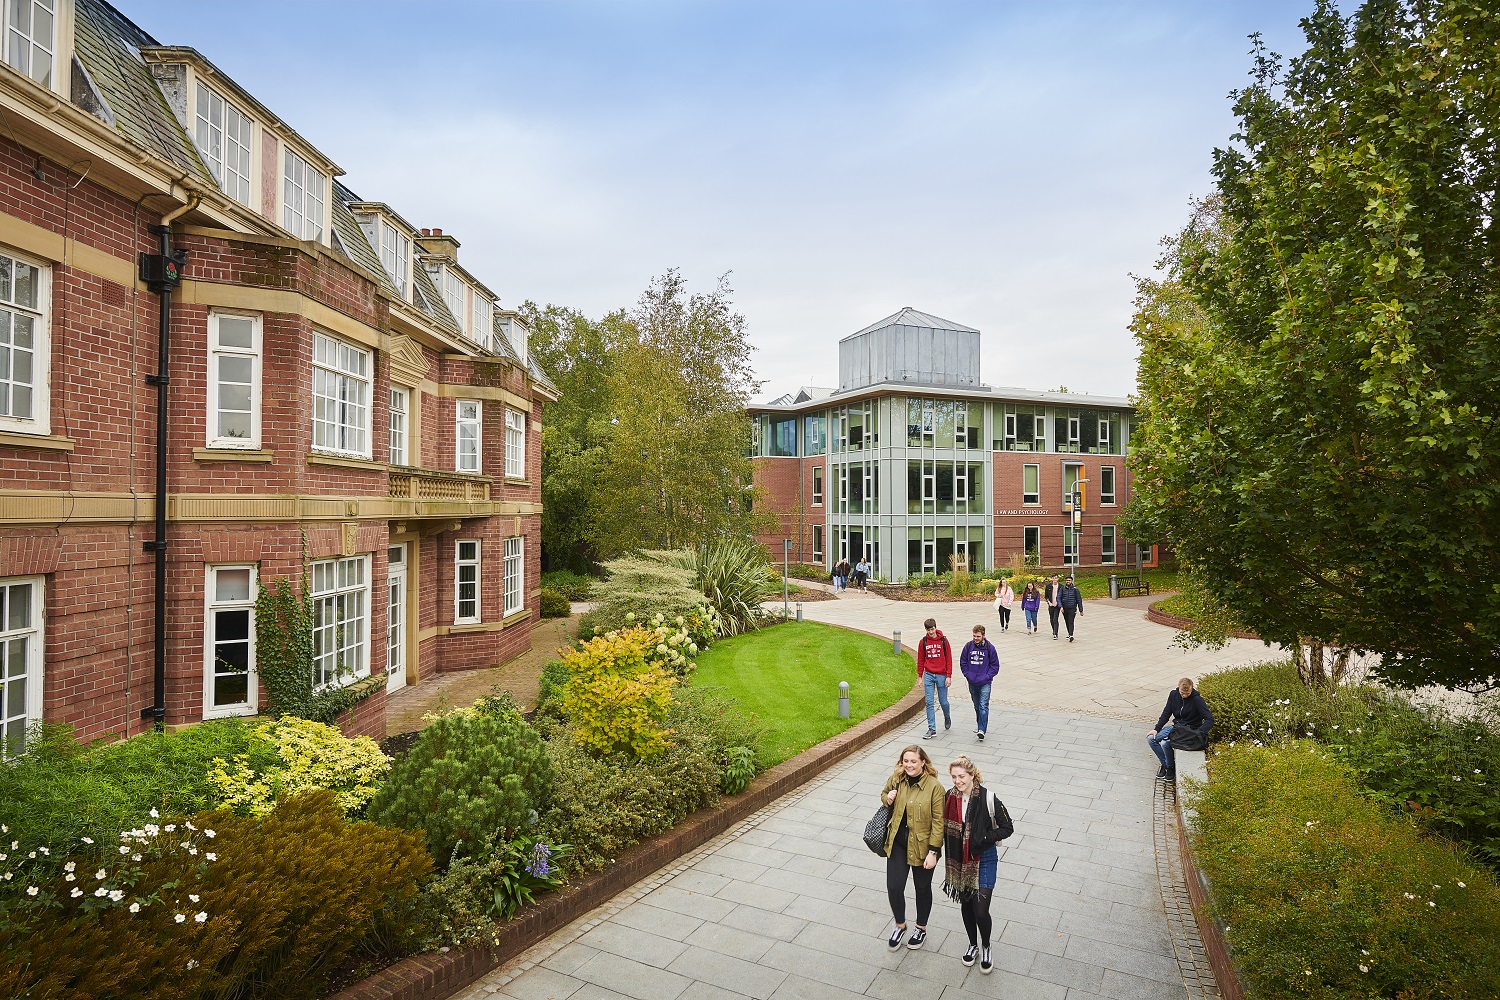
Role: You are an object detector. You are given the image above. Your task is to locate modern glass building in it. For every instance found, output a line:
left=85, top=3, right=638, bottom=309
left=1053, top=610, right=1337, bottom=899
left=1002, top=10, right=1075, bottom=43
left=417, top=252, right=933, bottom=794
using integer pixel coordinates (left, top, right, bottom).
left=749, top=308, right=1137, bottom=581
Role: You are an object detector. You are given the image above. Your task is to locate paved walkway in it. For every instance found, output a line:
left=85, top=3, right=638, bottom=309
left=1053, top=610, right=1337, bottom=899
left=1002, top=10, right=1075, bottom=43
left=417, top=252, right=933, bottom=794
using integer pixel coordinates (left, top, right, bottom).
left=454, top=592, right=1266, bottom=1000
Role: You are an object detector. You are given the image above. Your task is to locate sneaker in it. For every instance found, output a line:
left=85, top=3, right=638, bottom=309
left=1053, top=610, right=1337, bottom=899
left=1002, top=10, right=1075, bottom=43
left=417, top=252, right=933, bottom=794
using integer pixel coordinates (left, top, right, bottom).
left=1052, top=634, right=1058, bottom=640
left=906, top=928, right=927, bottom=950
left=922, top=730, right=938, bottom=740
left=980, top=946, right=993, bottom=973
left=888, top=927, right=905, bottom=951
left=1068, top=635, right=1075, bottom=643
left=977, top=731, right=985, bottom=742
left=1155, top=765, right=1167, bottom=779
left=1165, top=771, right=1177, bottom=783
left=962, top=944, right=978, bottom=967
left=944, top=716, right=952, bottom=731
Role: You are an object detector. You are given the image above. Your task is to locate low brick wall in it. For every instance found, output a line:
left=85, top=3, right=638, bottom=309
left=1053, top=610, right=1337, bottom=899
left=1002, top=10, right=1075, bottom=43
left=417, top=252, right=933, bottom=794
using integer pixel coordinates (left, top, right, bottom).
left=330, top=677, right=926, bottom=1000
left=1146, top=604, right=1261, bottom=641
left=1175, top=770, right=1247, bottom=1000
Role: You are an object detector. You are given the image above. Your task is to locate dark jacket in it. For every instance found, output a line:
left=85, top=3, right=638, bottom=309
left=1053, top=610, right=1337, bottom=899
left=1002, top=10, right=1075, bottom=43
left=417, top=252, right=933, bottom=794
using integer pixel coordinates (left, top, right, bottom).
left=959, top=638, right=1000, bottom=686
left=952, top=783, right=1006, bottom=857
left=1044, top=582, right=1061, bottom=606
left=917, top=631, right=953, bottom=678
left=1059, top=584, right=1084, bottom=612
left=1156, top=689, right=1214, bottom=733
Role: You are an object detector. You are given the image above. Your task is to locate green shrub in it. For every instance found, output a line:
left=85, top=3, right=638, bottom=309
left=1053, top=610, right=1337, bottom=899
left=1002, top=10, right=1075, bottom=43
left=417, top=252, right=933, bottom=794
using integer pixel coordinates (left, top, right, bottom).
left=367, top=703, right=553, bottom=865
left=0, top=791, right=430, bottom=1000
left=0, top=719, right=278, bottom=862
left=1190, top=742, right=1500, bottom=1000
left=1196, top=660, right=1377, bottom=745
left=206, top=717, right=389, bottom=817
left=538, top=587, right=572, bottom=618
left=540, top=569, right=594, bottom=601
left=786, top=563, right=828, bottom=581
left=560, top=628, right=676, bottom=757
left=535, top=660, right=571, bottom=723
left=404, top=835, right=570, bottom=949
left=693, top=538, right=773, bottom=635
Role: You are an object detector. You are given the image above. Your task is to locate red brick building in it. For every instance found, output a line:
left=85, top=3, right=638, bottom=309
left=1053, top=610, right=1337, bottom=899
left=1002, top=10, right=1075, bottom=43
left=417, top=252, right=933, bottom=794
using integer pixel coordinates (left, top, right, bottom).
left=0, top=0, right=553, bottom=752
left=750, top=309, right=1146, bottom=581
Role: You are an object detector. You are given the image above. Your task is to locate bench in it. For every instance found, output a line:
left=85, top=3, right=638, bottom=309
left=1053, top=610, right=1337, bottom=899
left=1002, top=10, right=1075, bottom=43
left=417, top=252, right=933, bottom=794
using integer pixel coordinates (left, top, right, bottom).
left=1115, top=578, right=1151, bottom=597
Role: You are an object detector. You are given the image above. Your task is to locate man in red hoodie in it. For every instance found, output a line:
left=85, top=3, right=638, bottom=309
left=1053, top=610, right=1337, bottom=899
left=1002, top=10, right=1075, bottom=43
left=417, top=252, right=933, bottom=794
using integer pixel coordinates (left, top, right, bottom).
left=917, top=617, right=953, bottom=739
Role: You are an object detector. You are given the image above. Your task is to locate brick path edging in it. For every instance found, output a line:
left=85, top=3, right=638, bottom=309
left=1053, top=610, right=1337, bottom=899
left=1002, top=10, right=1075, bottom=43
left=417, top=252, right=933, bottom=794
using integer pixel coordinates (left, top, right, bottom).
left=1146, top=604, right=1261, bottom=642
left=328, top=676, right=926, bottom=1000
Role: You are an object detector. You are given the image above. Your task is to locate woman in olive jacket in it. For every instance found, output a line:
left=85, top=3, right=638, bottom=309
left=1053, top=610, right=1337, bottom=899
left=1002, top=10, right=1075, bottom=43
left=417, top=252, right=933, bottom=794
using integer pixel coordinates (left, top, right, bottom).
left=879, top=744, right=947, bottom=951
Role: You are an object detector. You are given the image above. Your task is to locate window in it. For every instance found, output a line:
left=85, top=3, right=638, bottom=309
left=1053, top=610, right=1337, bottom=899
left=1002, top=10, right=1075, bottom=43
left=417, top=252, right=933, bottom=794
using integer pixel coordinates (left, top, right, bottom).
left=770, top=416, right=797, bottom=457
left=0, top=248, right=47, bottom=433
left=505, top=407, right=526, bottom=479
left=4, top=0, right=54, bottom=89
left=812, top=524, right=823, bottom=564
left=1023, top=526, right=1041, bottom=566
left=503, top=536, right=524, bottom=616
left=442, top=269, right=467, bottom=335
left=377, top=221, right=409, bottom=295
left=456, top=400, right=481, bottom=473
left=1064, top=463, right=1082, bottom=507
left=1098, top=418, right=1112, bottom=455
left=455, top=540, right=480, bottom=624
left=1023, top=464, right=1040, bottom=506
left=803, top=415, right=826, bottom=455
left=311, top=556, right=368, bottom=689
left=207, top=312, right=259, bottom=448
left=1101, top=525, right=1116, bottom=565
left=475, top=296, right=493, bottom=349
left=811, top=465, right=823, bottom=506
left=1100, top=466, right=1117, bottom=506
left=389, top=387, right=409, bottom=466
left=311, top=333, right=370, bottom=457
left=283, top=147, right=325, bottom=241
left=0, top=577, right=41, bottom=760
left=205, top=566, right=256, bottom=717
left=1064, top=526, right=1077, bottom=567
left=194, top=83, right=253, bottom=207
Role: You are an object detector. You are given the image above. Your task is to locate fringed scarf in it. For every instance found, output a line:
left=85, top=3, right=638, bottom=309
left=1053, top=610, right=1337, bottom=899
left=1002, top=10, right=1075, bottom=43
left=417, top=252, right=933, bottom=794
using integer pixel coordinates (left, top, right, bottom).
left=941, top=790, right=981, bottom=902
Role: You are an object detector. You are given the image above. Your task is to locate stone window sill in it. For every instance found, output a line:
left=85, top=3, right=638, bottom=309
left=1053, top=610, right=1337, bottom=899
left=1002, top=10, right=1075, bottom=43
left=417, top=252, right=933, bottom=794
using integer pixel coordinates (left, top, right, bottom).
left=0, top=430, right=74, bottom=452
left=194, top=448, right=274, bottom=463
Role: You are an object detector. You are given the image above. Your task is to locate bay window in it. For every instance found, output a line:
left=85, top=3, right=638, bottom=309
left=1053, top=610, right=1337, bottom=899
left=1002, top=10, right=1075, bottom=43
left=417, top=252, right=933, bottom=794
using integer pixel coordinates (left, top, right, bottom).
left=311, top=556, right=368, bottom=689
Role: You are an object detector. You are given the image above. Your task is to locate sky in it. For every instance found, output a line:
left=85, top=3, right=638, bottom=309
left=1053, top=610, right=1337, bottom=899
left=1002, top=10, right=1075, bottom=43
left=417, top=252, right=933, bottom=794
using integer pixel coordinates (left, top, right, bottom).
left=125, top=0, right=1316, bottom=402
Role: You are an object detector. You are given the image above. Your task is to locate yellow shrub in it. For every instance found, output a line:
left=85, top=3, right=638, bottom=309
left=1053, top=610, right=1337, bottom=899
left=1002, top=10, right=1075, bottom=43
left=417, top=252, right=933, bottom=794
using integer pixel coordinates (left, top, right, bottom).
left=561, top=627, right=675, bottom=757
left=208, top=717, right=390, bottom=816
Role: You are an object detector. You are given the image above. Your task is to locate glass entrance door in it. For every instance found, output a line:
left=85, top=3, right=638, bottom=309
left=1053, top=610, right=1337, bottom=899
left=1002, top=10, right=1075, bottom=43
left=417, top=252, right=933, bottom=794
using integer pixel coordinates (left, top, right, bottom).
left=386, top=545, right=407, bottom=692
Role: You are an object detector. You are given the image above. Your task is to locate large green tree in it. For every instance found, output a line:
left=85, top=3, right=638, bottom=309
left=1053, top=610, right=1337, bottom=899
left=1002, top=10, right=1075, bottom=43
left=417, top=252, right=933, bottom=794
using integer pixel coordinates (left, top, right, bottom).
left=1123, top=0, right=1500, bottom=691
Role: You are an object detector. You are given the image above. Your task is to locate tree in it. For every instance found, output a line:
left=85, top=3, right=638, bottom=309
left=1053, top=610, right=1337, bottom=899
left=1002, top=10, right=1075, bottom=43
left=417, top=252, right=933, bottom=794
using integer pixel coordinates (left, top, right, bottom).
left=1123, top=1, right=1500, bottom=691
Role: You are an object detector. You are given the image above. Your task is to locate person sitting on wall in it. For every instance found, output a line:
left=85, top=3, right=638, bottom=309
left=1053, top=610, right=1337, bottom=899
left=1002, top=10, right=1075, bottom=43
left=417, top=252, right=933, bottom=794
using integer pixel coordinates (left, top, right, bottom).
left=1147, top=677, right=1214, bottom=783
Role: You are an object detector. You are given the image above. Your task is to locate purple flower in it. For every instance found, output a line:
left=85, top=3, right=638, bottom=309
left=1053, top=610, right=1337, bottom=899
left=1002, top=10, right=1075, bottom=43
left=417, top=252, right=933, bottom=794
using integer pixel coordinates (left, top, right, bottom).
left=525, top=842, right=552, bottom=879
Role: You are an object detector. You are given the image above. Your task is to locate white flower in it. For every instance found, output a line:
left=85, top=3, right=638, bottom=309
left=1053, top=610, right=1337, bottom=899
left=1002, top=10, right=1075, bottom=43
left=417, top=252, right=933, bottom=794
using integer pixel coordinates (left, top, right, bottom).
left=108, top=890, right=123, bottom=902
left=70, top=888, right=83, bottom=898
left=131, top=854, right=141, bottom=862
left=189, top=894, right=199, bottom=903
left=205, top=853, right=216, bottom=862
left=186, top=959, right=198, bottom=970
left=64, top=861, right=75, bottom=872
left=194, top=911, right=208, bottom=923
left=36, top=847, right=47, bottom=856
left=1429, top=901, right=1436, bottom=907
left=25, top=886, right=37, bottom=896
left=149, top=808, right=159, bottom=819
left=1359, top=965, right=1369, bottom=973
left=94, top=869, right=107, bottom=880
left=129, top=902, right=140, bottom=913
left=204, top=830, right=215, bottom=839
left=1404, top=892, right=1415, bottom=899
left=119, top=846, right=130, bottom=855
left=64, top=873, right=74, bottom=882
left=164, top=824, right=176, bottom=833
left=185, top=821, right=196, bottom=831
left=174, top=913, right=186, bottom=924
left=94, top=887, right=108, bottom=898
left=26, top=851, right=33, bottom=859
left=1458, top=882, right=1467, bottom=888
left=188, top=847, right=198, bottom=856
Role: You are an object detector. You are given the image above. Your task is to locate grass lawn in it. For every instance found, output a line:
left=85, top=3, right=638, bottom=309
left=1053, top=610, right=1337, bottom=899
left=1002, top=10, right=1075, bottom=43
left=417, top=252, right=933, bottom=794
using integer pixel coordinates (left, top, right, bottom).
left=691, top=621, right=916, bottom=767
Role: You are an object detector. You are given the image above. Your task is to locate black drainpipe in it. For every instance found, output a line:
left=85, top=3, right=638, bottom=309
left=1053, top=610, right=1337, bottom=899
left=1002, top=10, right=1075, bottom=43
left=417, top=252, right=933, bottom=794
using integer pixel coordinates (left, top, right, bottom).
left=139, top=195, right=197, bottom=729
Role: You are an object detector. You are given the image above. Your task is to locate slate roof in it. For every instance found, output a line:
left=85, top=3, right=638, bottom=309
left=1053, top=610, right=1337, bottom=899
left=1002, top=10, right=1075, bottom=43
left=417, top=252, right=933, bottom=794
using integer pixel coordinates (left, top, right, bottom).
left=848, top=307, right=980, bottom=339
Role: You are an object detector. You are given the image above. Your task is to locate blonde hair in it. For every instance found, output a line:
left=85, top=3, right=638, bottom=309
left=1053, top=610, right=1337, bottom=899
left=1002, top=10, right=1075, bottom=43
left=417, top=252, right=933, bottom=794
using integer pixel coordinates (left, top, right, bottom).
left=1179, top=677, right=1195, bottom=692
left=948, top=754, right=983, bottom=786
left=894, top=745, right=939, bottom=781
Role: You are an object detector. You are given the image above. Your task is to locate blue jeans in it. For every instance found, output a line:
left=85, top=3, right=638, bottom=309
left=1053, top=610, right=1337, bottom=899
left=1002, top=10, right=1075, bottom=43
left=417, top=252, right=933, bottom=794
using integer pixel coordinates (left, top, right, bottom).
left=1148, top=723, right=1176, bottom=772
left=923, top=673, right=951, bottom=732
left=968, top=680, right=991, bottom=734
left=1024, top=608, right=1038, bottom=630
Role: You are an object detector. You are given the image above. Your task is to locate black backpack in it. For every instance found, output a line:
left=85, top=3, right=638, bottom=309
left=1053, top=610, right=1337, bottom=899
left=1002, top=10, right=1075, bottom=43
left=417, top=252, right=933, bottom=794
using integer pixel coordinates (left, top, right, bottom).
left=1171, top=722, right=1211, bottom=752
left=982, top=792, right=1014, bottom=843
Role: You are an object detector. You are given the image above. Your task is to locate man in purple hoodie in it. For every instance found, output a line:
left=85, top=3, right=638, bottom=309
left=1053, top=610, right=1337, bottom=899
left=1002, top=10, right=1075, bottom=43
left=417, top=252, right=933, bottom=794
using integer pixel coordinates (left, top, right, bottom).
left=960, top=624, right=1001, bottom=741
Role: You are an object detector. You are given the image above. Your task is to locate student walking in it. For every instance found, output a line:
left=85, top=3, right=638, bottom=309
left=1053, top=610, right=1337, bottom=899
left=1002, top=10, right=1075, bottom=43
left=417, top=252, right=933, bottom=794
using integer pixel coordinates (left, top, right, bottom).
left=1058, top=575, right=1084, bottom=642
left=942, top=754, right=1007, bottom=974
left=1147, top=678, right=1215, bottom=782
left=1044, top=574, right=1062, bottom=639
left=992, top=578, right=1014, bottom=632
left=1020, top=582, right=1041, bottom=635
left=959, top=625, right=1000, bottom=741
left=880, top=745, right=946, bottom=951
left=854, top=557, right=870, bottom=591
left=917, top=618, right=953, bottom=740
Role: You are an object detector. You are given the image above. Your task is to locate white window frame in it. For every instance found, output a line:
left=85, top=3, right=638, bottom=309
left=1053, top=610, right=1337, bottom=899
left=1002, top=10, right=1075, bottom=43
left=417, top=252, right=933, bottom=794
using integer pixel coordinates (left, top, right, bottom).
left=203, top=565, right=257, bottom=719
left=1022, top=464, right=1040, bottom=506
left=505, top=407, right=526, bottom=479
left=1101, top=525, right=1117, bottom=565
left=194, top=82, right=254, bottom=208
left=503, top=536, right=524, bottom=617
left=455, top=539, right=481, bottom=624
left=0, top=576, right=43, bottom=761
left=376, top=220, right=410, bottom=296
left=3, top=0, right=55, bottom=91
left=475, top=296, right=493, bottom=350
left=1098, top=418, right=1112, bottom=455
left=0, top=246, right=49, bottom=434
left=1100, top=465, right=1117, bottom=506
left=310, top=555, right=369, bottom=690
left=207, top=311, right=261, bottom=449
left=811, top=465, right=823, bottom=506
left=389, top=386, right=410, bottom=466
left=311, top=332, right=371, bottom=458
left=282, top=146, right=326, bottom=242
left=457, top=399, right=482, bottom=474
left=1034, top=414, right=1047, bottom=450
left=442, top=269, right=467, bottom=336
left=1004, top=411, right=1016, bottom=448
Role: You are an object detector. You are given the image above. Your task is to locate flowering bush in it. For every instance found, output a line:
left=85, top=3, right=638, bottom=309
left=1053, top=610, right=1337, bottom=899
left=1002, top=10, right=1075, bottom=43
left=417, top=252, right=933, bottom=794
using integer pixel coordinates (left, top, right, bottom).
left=206, top=717, right=390, bottom=817
left=1190, top=741, right=1500, bottom=999
left=401, top=836, right=570, bottom=949
left=560, top=627, right=676, bottom=757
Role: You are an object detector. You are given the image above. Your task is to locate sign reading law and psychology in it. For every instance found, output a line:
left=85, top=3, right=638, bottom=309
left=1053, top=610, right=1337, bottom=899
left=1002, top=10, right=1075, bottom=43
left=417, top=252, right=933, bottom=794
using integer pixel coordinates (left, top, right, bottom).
left=996, top=510, right=1050, bottom=516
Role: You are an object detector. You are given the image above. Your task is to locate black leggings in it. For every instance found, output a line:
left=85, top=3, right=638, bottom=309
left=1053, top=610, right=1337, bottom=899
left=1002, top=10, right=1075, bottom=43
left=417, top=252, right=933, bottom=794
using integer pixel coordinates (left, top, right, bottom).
left=997, top=606, right=1011, bottom=629
left=960, top=887, right=994, bottom=946
left=886, top=852, right=934, bottom=926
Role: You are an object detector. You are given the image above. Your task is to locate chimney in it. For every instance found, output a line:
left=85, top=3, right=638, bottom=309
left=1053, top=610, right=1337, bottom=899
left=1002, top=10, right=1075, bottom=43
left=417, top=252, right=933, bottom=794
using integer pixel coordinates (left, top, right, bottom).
left=416, top=228, right=460, bottom=263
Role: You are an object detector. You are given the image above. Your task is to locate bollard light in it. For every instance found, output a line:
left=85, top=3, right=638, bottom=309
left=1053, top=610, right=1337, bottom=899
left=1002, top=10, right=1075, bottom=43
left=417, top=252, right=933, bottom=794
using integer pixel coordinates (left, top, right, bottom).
left=893, top=629, right=902, bottom=655
left=795, top=602, right=803, bottom=622
left=838, top=681, right=850, bottom=719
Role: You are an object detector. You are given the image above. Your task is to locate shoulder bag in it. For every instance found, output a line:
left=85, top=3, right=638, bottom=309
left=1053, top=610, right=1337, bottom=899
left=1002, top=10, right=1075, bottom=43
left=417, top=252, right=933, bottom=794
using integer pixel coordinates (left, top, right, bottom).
left=863, top=803, right=892, bottom=855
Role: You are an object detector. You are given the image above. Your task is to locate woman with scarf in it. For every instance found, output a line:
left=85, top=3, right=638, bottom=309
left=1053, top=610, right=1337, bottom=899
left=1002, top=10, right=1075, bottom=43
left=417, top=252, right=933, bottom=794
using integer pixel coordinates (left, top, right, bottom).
left=942, top=754, right=1004, bottom=973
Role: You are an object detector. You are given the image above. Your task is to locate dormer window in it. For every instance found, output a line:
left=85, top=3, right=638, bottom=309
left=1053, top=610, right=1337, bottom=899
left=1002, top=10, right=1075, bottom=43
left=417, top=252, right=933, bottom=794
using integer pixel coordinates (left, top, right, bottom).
left=194, top=83, right=254, bottom=208
left=359, top=216, right=409, bottom=297
left=4, top=0, right=54, bottom=90
left=283, top=148, right=325, bottom=242
left=441, top=269, right=467, bottom=336
left=474, top=296, right=493, bottom=351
